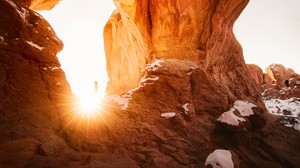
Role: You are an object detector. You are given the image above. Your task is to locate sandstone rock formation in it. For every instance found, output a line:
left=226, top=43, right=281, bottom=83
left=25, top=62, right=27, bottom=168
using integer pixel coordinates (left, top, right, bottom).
left=261, top=64, right=300, bottom=99
left=105, top=0, right=260, bottom=99
left=1, top=0, right=300, bottom=167
left=246, top=64, right=264, bottom=86
left=246, top=63, right=300, bottom=133
left=263, top=72, right=274, bottom=86
left=0, top=0, right=73, bottom=167
left=14, top=0, right=60, bottom=10
left=264, top=64, right=300, bottom=87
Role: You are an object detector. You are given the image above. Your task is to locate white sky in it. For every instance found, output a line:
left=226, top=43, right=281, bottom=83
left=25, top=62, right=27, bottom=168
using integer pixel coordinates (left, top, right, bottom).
left=234, top=0, right=300, bottom=73
left=40, top=0, right=300, bottom=97
left=40, top=0, right=115, bottom=97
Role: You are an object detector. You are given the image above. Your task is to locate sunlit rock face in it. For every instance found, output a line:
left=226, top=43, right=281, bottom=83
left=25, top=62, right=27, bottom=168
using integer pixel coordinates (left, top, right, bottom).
left=104, top=9, right=148, bottom=95
left=13, top=0, right=60, bottom=10
left=265, top=64, right=287, bottom=86
left=104, top=0, right=264, bottom=108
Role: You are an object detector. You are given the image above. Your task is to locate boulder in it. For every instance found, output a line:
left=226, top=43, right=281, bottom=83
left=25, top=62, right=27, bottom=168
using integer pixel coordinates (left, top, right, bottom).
left=265, top=64, right=287, bottom=87
left=247, top=64, right=264, bottom=86
left=205, top=149, right=240, bottom=168
left=0, top=0, right=72, bottom=166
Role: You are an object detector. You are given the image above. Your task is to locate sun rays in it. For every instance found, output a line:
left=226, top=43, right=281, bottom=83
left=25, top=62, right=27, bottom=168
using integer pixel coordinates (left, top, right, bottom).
left=53, top=92, right=122, bottom=137
left=76, top=93, right=102, bottom=118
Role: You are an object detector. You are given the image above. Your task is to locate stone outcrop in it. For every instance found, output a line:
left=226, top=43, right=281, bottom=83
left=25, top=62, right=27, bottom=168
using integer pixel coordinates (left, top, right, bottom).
left=1, top=0, right=300, bottom=167
left=104, top=0, right=260, bottom=99
left=246, top=64, right=264, bottom=86
left=264, top=64, right=300, bottom=87
left=261, top=64, right=300, bottom=99
left=246, top=63, right=300, bottom=99
left=265, top=64, right=287, bottom=86
left=0, top=0, right=72, bottom=166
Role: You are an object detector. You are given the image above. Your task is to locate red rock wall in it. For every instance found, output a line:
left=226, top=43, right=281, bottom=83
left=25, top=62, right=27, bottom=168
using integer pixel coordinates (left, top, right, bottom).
left=1, top=1, right=299, bottom=167
left=0, top=0, right=73, bottom=166
left=104, top=0, right=264, bottom=108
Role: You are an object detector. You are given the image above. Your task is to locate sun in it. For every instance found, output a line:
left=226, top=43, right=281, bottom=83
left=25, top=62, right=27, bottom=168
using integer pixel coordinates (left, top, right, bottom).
left=76, top=93, right=102, bottom=118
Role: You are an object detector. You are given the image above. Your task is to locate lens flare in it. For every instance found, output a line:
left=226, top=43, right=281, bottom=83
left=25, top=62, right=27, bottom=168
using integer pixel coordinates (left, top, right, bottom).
left=76, top=93, right=101, bottom=118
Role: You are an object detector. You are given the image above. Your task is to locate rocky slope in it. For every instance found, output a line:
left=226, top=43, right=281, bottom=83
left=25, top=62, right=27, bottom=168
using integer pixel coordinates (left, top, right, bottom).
left=0, top=0, right=299, bottom=168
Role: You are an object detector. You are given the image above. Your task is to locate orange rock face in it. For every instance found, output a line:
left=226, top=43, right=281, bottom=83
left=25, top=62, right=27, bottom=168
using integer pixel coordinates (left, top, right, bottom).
left=104, top=0, right=264, bottom=110
left=0, top=0, right=74, bottom=166
left=265, top=64, right=287, bottom=86
left=105, top=0, right=257, bottom=95
left=1, top=0, right=300, bottom=167
left=13, top=0, right=60, bottom=10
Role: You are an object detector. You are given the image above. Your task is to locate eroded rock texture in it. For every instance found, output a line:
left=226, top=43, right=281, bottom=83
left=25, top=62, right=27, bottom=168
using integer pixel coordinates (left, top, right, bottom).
left=0, top=0, right=72, bottom=167
left=105, top=0, right=265, bottom=127
left=260, top=64, right=300, bottom=99
left=104, top=0, right=263, bottom=109
left=1, top=0, right=300, bottom=167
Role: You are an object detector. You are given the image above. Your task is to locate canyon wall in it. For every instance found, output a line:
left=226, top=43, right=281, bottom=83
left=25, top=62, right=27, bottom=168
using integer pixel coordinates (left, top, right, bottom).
left=104, top=0, right=264, bottom=109
left=1, top=0, right=299, bottom=167
left=0, top=0, right=74, bottom=167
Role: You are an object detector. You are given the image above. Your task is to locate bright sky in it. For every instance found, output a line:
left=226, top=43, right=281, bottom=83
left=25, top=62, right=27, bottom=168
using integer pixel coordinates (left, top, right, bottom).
left=40, top=0, right=299, bottom=97
left=40, top=0, right=116, bottom=97
left=234, top=0, right=300, bottom=73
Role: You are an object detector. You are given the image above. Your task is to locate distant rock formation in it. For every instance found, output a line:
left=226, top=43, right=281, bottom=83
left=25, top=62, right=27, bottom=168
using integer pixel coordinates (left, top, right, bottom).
left=246, top=63, right=300, bottom=99
left=0, top=0, right=73, bottom=167
left=247, top=63, right=300, bottom=133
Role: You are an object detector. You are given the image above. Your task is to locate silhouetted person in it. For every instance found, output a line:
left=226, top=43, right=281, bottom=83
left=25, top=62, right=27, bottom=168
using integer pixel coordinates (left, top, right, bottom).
left=94, top=81, right=98, bottom=94
left=284, top=79, right=289, bottom=87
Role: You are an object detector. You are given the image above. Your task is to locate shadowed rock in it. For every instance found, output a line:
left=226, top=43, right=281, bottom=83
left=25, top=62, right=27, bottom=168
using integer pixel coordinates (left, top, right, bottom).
left=0, top=0, right=299, bottom=167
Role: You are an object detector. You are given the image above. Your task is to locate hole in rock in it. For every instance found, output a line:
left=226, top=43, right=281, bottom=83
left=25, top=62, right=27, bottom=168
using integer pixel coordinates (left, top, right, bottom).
left=40, top=1, right=115, bottom=115
left=40, top=0, right=115, bottom=98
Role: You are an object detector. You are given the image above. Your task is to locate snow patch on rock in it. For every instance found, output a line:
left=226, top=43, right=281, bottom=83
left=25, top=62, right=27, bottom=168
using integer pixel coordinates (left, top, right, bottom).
left=49, top=67, right=60, bottom=71
left=145, top=59, right=163, bottom=71
left=233, top=100, right=256, bottom=116
left=26, top=41, right=44, bottom=50
left=106, top=95, right=129, bottom=110
left=161, top=112, right=176, bottom=119
left=217, top=108, right=246, bottom=126
left=217, top=100, right=256, bottom=126
left=264, top=97, right=300, bottom=131
left=124, top=75, right=159, bottom=98
left=182, top=103, right=189, bottom=114
left=205, top=149, right=234, bottom=168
